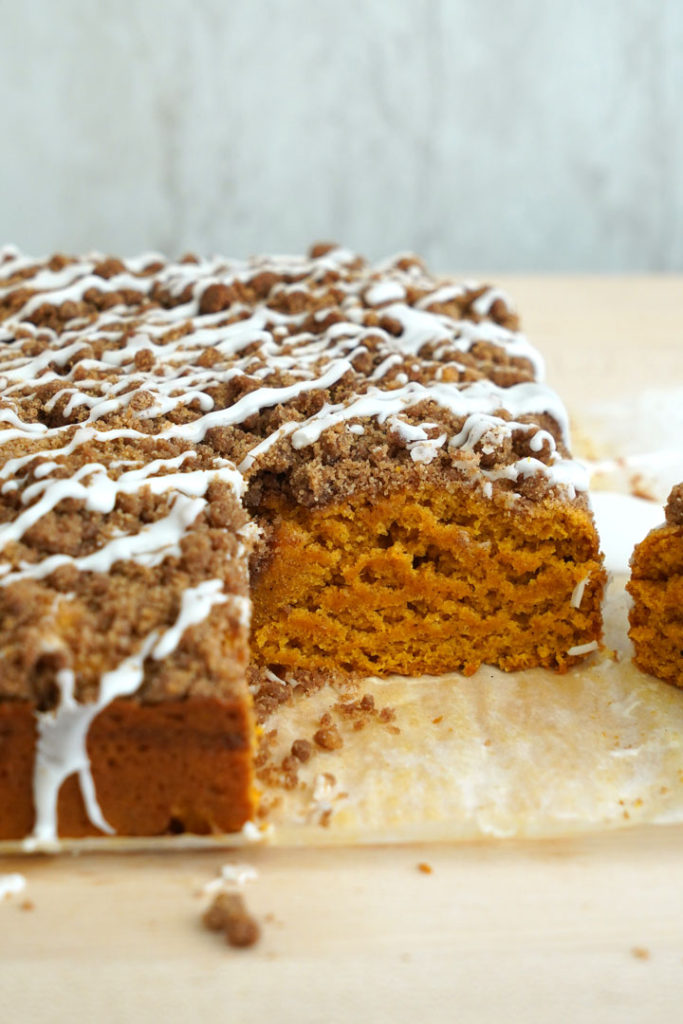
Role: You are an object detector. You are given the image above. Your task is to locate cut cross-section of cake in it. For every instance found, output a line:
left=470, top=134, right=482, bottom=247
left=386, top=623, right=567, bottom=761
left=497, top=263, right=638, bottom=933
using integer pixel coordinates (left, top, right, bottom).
left=627, top=484, right=683, bottom=688
left=0, top=243, right=606, bottom=842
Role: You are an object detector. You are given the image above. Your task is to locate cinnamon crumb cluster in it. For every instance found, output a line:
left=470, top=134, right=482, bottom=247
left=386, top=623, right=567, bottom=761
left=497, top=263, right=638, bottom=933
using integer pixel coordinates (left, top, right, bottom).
left=665, top=483, right=683, bottom=526
left=202, top=892, right=261, bottom=948
left=251, top=677, right=399, bottom=805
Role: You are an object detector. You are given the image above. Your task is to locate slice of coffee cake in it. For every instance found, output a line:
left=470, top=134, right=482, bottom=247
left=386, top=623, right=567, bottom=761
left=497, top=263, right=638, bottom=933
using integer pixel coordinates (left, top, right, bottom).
left=628, top=484, right=683, bottom=688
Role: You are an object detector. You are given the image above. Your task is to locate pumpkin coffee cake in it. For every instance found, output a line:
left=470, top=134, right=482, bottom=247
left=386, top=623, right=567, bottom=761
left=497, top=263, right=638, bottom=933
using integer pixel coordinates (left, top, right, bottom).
left=0, top=243, right=605, bottom=843
left=628, top=484, right=683, bottom=688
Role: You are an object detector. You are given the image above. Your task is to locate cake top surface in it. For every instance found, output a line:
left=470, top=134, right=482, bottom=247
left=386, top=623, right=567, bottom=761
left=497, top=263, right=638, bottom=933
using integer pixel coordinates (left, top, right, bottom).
left=0, top=244, right=595, bottom=846
left=665, top=483, right=683, bottom=526
left=0, top=242, right=586, bottom=517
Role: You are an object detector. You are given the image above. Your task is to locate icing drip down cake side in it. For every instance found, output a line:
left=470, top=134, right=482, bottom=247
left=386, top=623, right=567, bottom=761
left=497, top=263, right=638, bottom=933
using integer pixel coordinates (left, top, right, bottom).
left=0, top=244, right=606, bottom=843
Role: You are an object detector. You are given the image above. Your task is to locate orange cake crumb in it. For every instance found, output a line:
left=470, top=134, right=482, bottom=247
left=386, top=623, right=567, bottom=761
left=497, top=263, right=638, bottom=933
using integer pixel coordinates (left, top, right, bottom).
left=251, top=483, right=604, bottom=677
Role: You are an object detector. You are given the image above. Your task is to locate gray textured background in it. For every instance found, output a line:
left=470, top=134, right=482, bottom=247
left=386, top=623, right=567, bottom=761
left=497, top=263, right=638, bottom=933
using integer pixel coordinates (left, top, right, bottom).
left=1, top=0, right=682, bottom=271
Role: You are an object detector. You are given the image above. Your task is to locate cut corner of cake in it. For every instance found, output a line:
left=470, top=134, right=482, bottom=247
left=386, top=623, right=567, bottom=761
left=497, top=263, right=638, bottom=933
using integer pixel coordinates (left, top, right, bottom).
left=0, top=242, right=606, bottom=843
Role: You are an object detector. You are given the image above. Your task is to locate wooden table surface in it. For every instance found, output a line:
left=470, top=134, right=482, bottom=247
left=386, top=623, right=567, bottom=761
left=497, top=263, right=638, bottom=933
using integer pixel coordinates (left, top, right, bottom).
left=1, top=276, right=682, bottom=1024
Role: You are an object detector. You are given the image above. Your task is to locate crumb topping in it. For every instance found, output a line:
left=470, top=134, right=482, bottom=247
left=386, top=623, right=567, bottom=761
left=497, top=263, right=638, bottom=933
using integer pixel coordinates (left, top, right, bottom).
left=0, top=243, right=584, bottom=525
left=313, top=718, right=344, bottom=751
left=665, top=483, right=683, bottom=526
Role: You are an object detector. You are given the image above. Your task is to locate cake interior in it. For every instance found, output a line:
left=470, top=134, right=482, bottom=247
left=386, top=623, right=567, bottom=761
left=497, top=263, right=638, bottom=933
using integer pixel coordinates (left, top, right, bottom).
left=250, top=482, right=605, bottom=679
left=628, top=523, right=683, bottom=688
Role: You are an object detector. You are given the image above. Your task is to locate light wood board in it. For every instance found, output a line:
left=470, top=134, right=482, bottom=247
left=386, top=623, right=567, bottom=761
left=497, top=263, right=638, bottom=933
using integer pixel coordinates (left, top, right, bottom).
left=1, top=276, right=683, bottom=1024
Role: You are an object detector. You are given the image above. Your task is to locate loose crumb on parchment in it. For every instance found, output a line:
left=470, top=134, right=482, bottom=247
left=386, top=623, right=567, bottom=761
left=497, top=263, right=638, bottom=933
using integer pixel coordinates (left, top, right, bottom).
left=203, top=892, right=261, bottom=948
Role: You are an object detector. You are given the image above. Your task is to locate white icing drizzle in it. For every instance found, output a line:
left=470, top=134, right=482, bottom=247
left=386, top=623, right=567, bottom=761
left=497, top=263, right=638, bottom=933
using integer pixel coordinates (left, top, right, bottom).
left=567, top=641, right=599, bottom=657
left=201, top=862, right=259, bottom=896
left=25, top=581, right=244, bottom=850
left=241, top=820, right=270, bottom=842
left=364, top=280, right=406, bottom=306
left=416, top=283, right=467, bottom=307
left=0, top=493, right=205, bottom=587
left=152, top=579, right=228, bottom=660
left=0, top=246, right=587, bottom=841
left=0, top=873, right=26, bottom=899
left=471, top=287, right=511, bottom=318
left=570, top=575, right=590, bottom=609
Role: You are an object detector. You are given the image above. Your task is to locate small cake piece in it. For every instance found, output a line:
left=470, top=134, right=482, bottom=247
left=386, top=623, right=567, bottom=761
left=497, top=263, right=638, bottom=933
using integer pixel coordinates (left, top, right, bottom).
left=203, top=891, right=261, bottom=947
left=627, top=484, right=683, bottom=688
